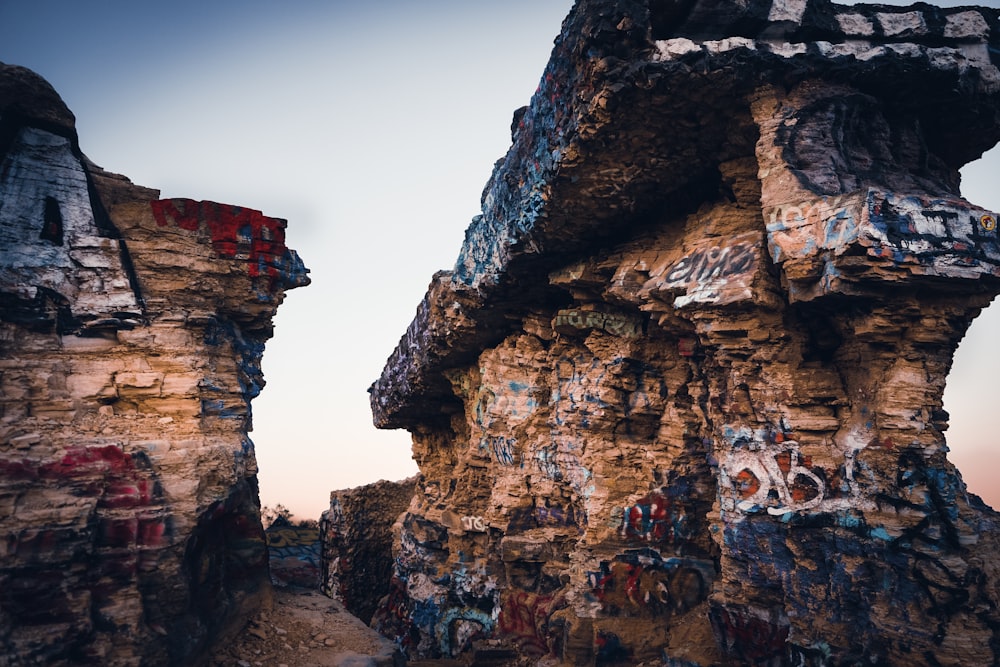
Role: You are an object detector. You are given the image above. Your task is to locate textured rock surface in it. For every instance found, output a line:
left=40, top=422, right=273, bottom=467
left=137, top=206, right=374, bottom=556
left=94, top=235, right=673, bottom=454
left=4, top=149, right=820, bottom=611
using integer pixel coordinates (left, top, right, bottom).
left=0, top=63, right=308, bottom=665
left=321, top=477, right=417, bottom=625
left=369, top=1, right=1000, bottom=664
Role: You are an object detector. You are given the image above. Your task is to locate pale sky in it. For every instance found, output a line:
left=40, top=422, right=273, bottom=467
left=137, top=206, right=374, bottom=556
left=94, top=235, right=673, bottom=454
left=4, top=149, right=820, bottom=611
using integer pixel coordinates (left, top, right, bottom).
left=2, top=0, right=998, bottom=519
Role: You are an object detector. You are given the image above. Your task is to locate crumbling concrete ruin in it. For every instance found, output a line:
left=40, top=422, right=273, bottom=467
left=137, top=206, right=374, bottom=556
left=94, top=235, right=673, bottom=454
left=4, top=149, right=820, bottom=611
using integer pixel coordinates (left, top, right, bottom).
left=0, top=64, right=308, bottom=664
left=369, top=0, right=1000, bottom=664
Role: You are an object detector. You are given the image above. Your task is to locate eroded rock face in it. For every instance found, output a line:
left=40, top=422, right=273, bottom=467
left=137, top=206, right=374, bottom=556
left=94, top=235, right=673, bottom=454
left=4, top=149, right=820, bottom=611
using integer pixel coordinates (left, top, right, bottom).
left=369, top=1, right=1000, bottom=664
left=320, top=477, right=417, bottom=625
left=0, top=63, right=308, bottom=665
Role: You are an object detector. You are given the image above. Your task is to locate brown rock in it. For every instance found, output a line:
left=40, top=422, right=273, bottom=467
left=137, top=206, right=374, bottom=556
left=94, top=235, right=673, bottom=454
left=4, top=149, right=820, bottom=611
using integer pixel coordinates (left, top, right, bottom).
left=367, top=0, right=1000, bottom=665
left=0, top=65, right=308, bottom=665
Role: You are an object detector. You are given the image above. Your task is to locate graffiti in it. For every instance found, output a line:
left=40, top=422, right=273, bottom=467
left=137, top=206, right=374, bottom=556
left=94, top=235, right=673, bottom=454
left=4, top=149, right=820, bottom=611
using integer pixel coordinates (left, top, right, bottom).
left=435, top=606, right=494, bottom=657
left=717, top=421, right=871, bottom=517
left=371, top=577, right=413, bottom=651
left=151, top=199, right=290, bottom=281
left=775, top=93, right=894, bottom=197
left=266, top=524, right=321, bottom=586
left=649, top=232, right=760, bottom=307
left=25, top=446, right=170, bottom=561
left=621, top=489, right=691, bottom=545
left=724, top=445, right=825, bottom=515
left=552, top=309, right=641, bottom=338
left=710, top=605, right=790, bottom=663
left=677, top=337, right=697, bottom=357
left=483, top=435, right=520, bottom=467
left=497, top=590, right=566, bottom=657
left=595, top=630, right=630, bottom=665
left=508, top=500, right=580, bottom=532
left=534, top=442, right=594, bottom=498
left=664, top=242, right=757, bottom=286
left=863, top=190, right=1000, bottom=276
left=471, top=382, right=537, bottom=464
left=460, top=515, right=487, bottom=532
left=550, top=354, right=609, bottom=425
left=869, top=447, right=989, bottom=646
left=549, top=353, right=667, bottom=441
left=766, top=194, right=857, bottom=262
left=588, top=549, right=714, bottom=617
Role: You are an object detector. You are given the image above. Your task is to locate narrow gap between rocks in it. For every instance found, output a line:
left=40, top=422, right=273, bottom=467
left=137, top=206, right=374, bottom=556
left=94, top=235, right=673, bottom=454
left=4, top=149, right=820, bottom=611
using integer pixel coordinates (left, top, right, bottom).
left=941, top=145, right=1000, bottom=510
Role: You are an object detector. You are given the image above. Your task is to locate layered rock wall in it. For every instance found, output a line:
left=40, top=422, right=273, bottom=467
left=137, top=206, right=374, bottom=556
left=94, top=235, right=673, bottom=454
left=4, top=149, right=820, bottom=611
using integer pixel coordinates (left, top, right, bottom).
left=369, top=1, right=1000, bottom=664
left=0, top=64, right=308, bottom=665
left=321, top=477, right=417, bottom=625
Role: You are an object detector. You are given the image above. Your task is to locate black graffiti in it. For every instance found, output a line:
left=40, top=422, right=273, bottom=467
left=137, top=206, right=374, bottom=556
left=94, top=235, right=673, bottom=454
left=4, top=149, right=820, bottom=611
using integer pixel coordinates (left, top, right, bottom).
left=665, top=242, right=756, bottom=286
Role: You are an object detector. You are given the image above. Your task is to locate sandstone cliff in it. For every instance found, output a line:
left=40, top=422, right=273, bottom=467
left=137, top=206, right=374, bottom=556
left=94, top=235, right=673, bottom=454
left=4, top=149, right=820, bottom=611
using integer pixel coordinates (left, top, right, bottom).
left=0, top=63, right=308, bottom=665
left=369, top=1, right=1000, bottom=664
left=320, top=477, right=417, bottom=625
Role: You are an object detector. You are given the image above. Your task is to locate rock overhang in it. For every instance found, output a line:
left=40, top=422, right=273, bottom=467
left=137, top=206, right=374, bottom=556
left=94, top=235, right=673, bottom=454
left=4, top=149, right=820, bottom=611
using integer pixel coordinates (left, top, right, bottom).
left=371, top=0, right=1000, bottom=430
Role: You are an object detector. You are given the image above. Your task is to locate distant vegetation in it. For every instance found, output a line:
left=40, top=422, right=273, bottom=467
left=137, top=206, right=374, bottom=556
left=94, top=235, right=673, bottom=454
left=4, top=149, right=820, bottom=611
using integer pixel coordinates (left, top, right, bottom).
left=261, top=503, right=318, bottom=529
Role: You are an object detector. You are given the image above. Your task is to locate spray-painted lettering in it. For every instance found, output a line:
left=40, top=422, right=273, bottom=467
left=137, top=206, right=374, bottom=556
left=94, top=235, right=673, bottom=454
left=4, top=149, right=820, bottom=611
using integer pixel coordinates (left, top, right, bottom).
left=552, top=309, right=641, bottom=338
left=498, top=590, right=566, bottom=657
left=461, top=515, right=487, bottom=532
left=151, top=199, right=289, bottom=281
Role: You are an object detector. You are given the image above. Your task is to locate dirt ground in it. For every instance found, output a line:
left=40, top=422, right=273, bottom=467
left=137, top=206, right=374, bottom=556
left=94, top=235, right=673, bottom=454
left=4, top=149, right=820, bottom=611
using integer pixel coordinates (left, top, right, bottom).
left=206, top=585, right=402, bottom=667
left=203, top=524, right=517, bottom=667
left=206, top=523, right=403, bottom=667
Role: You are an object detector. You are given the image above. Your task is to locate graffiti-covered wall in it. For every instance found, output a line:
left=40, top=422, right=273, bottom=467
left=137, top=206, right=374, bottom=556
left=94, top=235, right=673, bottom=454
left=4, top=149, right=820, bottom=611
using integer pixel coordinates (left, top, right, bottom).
left=368, top=0, right=1000, bottom=664
left=0, top=64, right=308, bottom=665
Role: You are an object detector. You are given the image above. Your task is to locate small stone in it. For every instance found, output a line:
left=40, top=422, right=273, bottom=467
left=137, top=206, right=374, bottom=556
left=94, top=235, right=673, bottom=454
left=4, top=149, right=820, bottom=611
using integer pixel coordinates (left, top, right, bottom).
left=10, top=432, right=41, bottom=448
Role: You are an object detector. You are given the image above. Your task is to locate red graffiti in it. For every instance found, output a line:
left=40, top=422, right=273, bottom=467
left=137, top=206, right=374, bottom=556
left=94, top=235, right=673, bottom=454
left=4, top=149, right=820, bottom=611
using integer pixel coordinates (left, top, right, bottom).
left=150, top=198, right=288, bottom=280
left=40, top=445, right=133, bottom=479
left=498, top=590, right=566, bottom=657
left=678, top=337, right=697, bottom=357
left=735, top=469, right=761, bottom=499
left=623, top=490, right=687, bottom=544
left=4, top=445, right=169, bottom=563
left=710, top=606, right=789, bottom=662
left=590, top=555, right=711, bottom=617
left=372, top=577, right=413, bottom=651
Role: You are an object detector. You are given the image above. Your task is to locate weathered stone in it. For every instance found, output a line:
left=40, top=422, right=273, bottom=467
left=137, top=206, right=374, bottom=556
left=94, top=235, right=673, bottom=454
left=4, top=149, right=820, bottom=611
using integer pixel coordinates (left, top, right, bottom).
left=321, top=477, right=417, bottom=624
left=367, top=1, right=1000, bottom=664
left=0, top=64, right=308, bottom=664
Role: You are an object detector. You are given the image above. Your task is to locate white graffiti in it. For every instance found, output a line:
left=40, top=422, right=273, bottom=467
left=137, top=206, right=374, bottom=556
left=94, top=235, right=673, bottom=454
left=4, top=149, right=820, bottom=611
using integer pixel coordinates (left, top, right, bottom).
left=649, top=232, right=761, bottom=308
left=461, top=515, right=487, bottom=532
left=723, top=445, right=825, bottom=515
left=766, top=194, right=859, bottom=262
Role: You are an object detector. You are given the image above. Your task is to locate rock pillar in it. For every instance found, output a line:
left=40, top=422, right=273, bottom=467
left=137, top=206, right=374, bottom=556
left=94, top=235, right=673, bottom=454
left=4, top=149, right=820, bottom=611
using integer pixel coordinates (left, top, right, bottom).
left=0, top=63, right=308, bottom=665
left=368, top=1, right=1000, bottom=664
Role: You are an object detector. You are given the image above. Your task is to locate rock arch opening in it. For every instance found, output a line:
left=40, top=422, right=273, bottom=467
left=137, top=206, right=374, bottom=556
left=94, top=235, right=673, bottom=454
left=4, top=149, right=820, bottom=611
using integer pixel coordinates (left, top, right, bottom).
left=942, top=145, right=1000, bottom=509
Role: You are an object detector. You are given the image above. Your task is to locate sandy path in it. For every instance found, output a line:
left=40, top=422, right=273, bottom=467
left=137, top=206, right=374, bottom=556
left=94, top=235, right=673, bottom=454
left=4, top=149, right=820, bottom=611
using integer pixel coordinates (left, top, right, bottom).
left=207, top=585, right=402, bottom=667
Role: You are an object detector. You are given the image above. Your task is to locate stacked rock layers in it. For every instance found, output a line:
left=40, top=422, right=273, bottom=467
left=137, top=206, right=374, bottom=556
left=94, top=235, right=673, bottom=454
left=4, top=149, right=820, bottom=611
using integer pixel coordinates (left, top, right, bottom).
left=0, top=63, right=308, bottom=665
left=369, top=1, right=1000, bottom=664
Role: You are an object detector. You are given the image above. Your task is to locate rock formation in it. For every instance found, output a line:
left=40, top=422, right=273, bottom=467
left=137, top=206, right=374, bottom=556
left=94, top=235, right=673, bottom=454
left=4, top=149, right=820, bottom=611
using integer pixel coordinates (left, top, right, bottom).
left=368, top=0, right=1000, bottom=664
left=0, top=63, right=308, bottom=665
left=321, top=477, right=417, bottom=625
